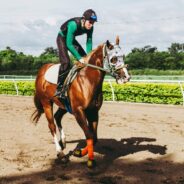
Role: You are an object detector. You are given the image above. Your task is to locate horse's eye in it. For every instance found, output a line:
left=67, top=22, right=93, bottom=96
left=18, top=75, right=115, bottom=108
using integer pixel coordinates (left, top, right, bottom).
left=111, top=57, right=118, bottom=64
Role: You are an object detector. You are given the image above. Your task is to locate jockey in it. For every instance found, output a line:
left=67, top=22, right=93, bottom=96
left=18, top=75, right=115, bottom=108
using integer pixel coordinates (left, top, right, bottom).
left=55, top=9, right=97, bottom=98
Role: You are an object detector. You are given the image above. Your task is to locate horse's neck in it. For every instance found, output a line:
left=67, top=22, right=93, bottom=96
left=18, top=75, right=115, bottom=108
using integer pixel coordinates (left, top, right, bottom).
left=75, top=45, right=105, bottom=100
left=88, top=45, right=104, bottom=67
left=85, top=45, right=105, bottom=88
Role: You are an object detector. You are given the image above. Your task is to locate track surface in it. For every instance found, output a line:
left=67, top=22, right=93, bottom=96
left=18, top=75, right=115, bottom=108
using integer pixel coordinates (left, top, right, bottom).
left=0, top=96, right=184, bottom=184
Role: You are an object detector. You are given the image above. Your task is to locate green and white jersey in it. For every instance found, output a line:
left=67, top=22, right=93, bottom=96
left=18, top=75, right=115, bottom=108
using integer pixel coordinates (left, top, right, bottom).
left=59, top=17, right=93, bottom=60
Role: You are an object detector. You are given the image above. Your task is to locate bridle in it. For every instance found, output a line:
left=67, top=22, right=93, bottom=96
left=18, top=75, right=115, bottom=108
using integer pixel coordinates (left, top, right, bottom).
left=102, top=43, right=126, bottom=77
left=80, top=43, right=127, bottom=77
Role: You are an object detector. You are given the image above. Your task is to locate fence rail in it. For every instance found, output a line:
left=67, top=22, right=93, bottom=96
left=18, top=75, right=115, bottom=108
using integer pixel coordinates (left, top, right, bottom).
left=0, top=75, right=36, bottom=80
left=1, top=75, right=184, bottom=105
left=1, top=75, right=184, bottom=82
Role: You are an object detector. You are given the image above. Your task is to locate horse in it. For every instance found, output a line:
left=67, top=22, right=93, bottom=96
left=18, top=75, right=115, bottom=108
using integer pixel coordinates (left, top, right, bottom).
left=31, top=36, right=131, bottom=168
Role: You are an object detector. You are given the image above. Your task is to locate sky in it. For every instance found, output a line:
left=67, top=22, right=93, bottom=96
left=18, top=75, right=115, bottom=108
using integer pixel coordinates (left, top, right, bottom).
left=0, top=0, right=184, bottom=56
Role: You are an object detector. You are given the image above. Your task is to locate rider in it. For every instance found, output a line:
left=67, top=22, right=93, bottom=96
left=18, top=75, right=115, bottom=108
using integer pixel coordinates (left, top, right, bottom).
left=55, top=9, right=97, bottom=97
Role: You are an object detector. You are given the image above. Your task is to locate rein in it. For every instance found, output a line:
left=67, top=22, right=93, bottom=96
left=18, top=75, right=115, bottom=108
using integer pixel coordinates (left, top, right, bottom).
left=79, top=44, right=125, bottom=75
left=80, top=62, right=110, bottom=73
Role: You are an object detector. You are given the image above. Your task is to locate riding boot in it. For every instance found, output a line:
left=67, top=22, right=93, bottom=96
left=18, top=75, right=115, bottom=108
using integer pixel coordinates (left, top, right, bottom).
left=55, top=71, right=69, bottom=98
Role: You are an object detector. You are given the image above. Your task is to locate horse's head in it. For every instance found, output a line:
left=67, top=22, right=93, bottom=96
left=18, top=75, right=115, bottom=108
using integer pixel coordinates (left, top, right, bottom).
left=103, top=36, right=131, bottom=84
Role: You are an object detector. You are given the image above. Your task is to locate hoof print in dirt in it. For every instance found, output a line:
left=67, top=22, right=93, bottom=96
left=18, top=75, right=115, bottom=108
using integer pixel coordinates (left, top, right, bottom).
left=161, top=178, right=174, bottom=184
left=45, top=175, right=56, bottom=181
left=98, top=176, right=117, bottom=184
left=58, top=174, right=71, bottom=181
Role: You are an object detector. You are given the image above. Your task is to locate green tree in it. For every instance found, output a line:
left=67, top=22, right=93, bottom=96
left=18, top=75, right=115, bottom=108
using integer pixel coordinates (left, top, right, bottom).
left=40, top=47, right=58, bottom=57
left=0, top=47, right=17, bottom=70
left=168, top=43, right=184, bottom=54
left=125, top=45, right=158, bottom=69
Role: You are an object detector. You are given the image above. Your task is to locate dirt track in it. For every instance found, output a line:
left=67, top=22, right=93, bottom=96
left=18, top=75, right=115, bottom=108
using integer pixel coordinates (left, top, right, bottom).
left=0, top=95, right=184, bottom=184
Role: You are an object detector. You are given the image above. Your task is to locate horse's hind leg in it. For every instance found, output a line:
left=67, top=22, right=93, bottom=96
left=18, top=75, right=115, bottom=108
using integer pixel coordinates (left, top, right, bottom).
left=42, top=101, right=64, bottom=158
left=54, top=108, right=67, bottom=150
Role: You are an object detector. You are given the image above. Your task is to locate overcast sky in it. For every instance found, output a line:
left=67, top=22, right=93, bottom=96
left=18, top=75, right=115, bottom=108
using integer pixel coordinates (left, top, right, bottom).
left=0, top=0, right=184, bottom=56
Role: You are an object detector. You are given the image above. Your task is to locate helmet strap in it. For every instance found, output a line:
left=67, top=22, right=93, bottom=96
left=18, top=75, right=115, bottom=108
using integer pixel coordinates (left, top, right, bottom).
left=81, top=19, right=85, bottom=28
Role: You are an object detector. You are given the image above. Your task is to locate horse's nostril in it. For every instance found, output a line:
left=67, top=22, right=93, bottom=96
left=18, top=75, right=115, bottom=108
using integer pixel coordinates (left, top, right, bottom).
left=125, top=64, right=129, bottom=68
left=125, top=75, right=131, bottom=81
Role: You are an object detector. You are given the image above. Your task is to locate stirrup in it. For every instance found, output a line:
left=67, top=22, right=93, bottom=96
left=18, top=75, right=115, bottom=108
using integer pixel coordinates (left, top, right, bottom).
left=54, top=91, right=61, bottom=98
left=54, top=88, right=66, bottom=99
left=54, top=84, right=63, bottom=97
left=59, top=92, right=66, bottom=99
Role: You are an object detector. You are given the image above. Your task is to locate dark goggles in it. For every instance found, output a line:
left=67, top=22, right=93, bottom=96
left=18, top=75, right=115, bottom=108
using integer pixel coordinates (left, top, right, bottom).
left=90, top=15, right=97, bottom=21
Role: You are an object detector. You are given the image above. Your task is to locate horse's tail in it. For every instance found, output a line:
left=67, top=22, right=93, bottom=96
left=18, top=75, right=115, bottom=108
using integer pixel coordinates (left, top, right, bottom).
left=31, top=93, right=44, bottom=124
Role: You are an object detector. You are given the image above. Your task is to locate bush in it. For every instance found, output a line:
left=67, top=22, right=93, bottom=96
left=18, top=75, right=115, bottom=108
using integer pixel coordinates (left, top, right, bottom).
left=103, top=82, right=183, bottom=105
left=0, top=81, right=183, bottom=105
left=0, top=81, right=35, bottom=96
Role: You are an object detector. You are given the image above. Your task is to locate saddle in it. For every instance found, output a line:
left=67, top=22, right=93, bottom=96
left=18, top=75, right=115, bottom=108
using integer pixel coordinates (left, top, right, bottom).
left=61, top=64, right=82, bottom=96
left=46, top=62, right=84, bottom=92
left=44, top=63, right=84, bottom=113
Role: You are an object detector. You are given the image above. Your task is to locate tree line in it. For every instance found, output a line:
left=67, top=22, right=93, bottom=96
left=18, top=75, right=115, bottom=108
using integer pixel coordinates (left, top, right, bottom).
left=126, top=43, right=184, bottom=70
left=0, top=43, right=183, bottom=75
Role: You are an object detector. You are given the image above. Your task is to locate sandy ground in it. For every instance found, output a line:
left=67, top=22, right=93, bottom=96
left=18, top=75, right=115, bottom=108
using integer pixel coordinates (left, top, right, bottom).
left=0, top=95, right=184, bottom=184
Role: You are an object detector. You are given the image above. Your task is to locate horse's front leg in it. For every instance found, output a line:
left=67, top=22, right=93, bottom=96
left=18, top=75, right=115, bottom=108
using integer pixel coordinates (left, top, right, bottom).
left=43, top=104, right=67, bottom=162
left=86, top=108, right=99, bottom=145
left=73, top=107, right=96, bottom=168
left=87, top=92, right=102, bottom=144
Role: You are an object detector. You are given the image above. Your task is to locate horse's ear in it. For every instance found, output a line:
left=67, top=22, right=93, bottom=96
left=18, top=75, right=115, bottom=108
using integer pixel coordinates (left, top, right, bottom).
left=116, top=36, right=120, bottom=45
left=106, top=40, right=113, bottom=49
left=106, top=40, right=110, bottom=48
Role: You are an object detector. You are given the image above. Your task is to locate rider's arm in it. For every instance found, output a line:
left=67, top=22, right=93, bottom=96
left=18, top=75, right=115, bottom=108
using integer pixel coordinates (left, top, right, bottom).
left=86, top=27, right=93, bottom=54
left=66, top=21, right=82, bottom=60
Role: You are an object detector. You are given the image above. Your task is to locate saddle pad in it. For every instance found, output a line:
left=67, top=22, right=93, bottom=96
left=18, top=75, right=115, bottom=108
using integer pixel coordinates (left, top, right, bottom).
left=44, top=64, right=60, bottom=84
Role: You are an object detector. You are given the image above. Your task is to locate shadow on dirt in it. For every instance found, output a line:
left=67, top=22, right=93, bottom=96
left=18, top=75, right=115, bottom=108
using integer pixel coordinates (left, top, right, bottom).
left=1, top=137, right=184, bottom=184
left=73, top=137, right=167, bottom=159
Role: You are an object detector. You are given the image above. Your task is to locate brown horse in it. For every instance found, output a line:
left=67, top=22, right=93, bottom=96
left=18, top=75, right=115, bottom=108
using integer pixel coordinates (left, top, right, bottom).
left=31, top=36, right=130, bottom=168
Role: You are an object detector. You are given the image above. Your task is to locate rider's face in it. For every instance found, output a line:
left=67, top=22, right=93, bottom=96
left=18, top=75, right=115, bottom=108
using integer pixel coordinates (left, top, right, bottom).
left=84, top=20, right=95, bottom=30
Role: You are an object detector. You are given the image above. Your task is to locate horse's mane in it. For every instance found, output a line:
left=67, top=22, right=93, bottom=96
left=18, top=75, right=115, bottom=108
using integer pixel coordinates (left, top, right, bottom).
left=84, top=44, right=104, bottom=65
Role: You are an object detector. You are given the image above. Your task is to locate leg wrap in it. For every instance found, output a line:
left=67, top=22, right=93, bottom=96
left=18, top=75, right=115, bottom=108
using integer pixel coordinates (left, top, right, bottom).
left=87, top=139, right=94, bottom=160
left=81, top=146, right=88, bottom=156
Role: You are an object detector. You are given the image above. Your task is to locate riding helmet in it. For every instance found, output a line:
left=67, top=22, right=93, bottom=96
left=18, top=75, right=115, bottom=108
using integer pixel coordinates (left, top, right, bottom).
left=83, top=9, right=97, bottom=22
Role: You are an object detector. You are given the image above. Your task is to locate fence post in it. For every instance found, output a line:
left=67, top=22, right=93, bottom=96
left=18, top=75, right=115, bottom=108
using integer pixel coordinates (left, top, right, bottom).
left=108, top=79, right=115, bottom=101
left=178, top=81, right=184, bottom=106
left=13, top=79, right=19, bottom=96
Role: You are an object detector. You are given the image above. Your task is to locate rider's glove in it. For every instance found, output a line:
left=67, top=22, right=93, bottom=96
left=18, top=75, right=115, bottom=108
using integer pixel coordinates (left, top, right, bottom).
left=79, top=58, right=85, bottom=64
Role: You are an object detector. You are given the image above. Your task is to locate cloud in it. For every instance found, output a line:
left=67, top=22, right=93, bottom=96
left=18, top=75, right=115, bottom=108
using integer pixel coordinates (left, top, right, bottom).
left=0, top=0, right=184, bottom=55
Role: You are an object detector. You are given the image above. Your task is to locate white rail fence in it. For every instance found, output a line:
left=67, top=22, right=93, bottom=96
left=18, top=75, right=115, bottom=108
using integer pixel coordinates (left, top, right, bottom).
left=1, top=75, right=184, bottom=105
left=179, top=82, right=184, bottom=106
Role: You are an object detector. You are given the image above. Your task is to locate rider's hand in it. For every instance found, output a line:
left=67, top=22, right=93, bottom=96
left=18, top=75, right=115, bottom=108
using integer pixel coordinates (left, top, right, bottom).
left=79, top=58, right=85, bottom=64
left=76, top=58, right=85, bottom=68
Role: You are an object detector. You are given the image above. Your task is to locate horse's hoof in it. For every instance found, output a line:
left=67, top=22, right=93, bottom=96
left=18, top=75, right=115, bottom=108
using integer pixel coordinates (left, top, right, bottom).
left=73, top=149, right=82, bottom=157
left=57, top=152, right=69, bottom=163
left=87, top=159, right=96, bottom=168
left=61, top=155, right=69, bottom=164
left=57, top=152, right=69, bottom=164
left=57, top=152, right=65, bottom=159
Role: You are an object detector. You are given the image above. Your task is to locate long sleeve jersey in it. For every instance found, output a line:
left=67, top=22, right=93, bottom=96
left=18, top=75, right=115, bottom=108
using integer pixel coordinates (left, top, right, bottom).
left=59, top=17, right=93, bottom=60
